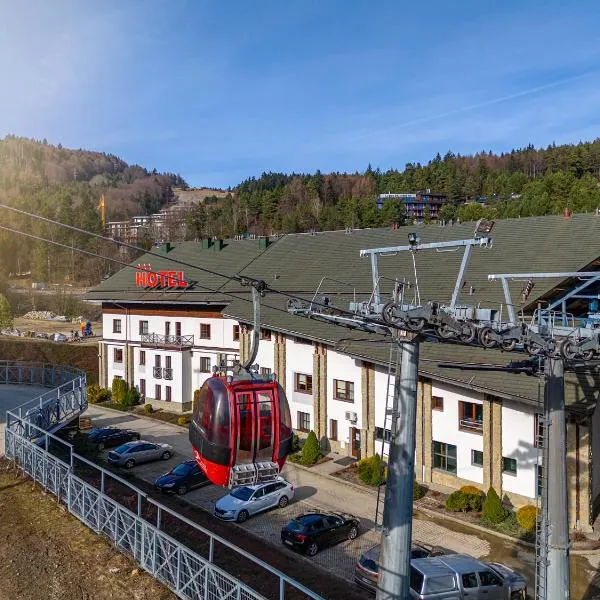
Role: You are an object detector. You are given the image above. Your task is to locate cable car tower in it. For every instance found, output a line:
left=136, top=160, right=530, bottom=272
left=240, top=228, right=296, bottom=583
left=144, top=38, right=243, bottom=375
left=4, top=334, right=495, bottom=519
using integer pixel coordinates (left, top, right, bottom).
left=288, top=220, right=575, bottom=600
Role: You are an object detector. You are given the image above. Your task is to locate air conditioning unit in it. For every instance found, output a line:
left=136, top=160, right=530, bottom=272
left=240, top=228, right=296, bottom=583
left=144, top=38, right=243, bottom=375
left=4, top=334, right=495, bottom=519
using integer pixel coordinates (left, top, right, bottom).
left=345, top=411, right=358, bottom=423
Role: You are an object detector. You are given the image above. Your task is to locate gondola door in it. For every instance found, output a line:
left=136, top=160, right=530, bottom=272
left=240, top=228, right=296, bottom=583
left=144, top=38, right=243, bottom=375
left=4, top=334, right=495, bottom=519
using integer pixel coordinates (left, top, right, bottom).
left=235, top=392, right=256, bottom=465
left=255, top=390, right=275, bottom=462
left=234, top=389, right=275, bottom=465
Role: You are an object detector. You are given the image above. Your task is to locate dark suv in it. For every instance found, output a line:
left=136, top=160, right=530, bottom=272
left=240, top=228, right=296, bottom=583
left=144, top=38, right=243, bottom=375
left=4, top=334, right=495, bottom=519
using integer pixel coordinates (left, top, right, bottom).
left=354, top=542, right=448, bottom=594
left=87, top=427, right=141, bottom=451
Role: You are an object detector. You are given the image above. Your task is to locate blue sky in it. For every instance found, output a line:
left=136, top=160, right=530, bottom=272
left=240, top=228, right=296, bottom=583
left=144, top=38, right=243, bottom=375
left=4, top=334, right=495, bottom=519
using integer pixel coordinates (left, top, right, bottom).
left=1, top=0, right=600, bottom=187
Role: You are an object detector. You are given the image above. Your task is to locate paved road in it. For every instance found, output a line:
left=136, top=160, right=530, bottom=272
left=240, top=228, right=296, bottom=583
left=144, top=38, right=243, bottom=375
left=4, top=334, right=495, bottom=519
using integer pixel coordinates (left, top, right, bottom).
left=0, top=384, right=48, bottom=455
left=84, top=405, right=527, bottom=587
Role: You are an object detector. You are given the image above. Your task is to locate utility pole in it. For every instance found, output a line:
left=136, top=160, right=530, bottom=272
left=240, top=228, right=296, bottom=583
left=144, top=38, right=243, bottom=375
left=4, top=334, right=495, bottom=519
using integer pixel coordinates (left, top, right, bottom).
left=545, top=357, right=570, bottom=600
left=377, top=337, right=419, bottom=600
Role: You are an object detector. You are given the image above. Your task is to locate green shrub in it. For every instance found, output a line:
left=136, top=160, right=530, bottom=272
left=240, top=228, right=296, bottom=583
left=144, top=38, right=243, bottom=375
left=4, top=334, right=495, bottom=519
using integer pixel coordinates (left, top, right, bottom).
left=516, top=505, right=538, bottom=533
left=177, top=415, right=190, bottom=426
left=446, top=491, right=468, bottom=512
left=292, top=433, right=301, bottom=453
left=357, top=454, right=386, bottom=486
left=0, top=293, right=13, bottom=328
left=482, top=486, right=509, bottom=524
left=144, top=403, right=153, bottom=414
left=122, top=386, right=140, bottom=408
left=111, top=377, right=128, bottom=404
left=302, top=431, right=321, bottom=465
left=413, top=479, right=426, bottom=501
left=460, top=485, right=482, bottom=495
left=88, top=384, right=111, bottom=404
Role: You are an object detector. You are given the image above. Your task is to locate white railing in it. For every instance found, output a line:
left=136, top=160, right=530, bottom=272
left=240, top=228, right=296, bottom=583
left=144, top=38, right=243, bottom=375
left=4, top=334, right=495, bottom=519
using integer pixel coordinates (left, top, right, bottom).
left=3, top=366, right=322, bottom=600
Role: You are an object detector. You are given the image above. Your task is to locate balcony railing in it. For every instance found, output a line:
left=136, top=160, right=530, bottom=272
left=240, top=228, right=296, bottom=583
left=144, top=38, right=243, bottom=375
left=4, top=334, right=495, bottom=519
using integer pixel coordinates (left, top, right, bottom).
left=141, top=333, right=194, bottom=349
left=459, top=418, right=483, bottom=433
left=153, top=366, right=162, bottom=379
left=163, top=368, right=173, bottom=380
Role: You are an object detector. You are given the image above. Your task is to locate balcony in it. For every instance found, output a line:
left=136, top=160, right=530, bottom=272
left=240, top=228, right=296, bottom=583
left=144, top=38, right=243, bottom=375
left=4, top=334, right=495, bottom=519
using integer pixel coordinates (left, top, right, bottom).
left=141, top=333, right=194, bottom=349
left=153, top=366, right=163, bottom=379
left=163, top=368, right=173, bottom=380
left=459, top=418, right=483, bottom=434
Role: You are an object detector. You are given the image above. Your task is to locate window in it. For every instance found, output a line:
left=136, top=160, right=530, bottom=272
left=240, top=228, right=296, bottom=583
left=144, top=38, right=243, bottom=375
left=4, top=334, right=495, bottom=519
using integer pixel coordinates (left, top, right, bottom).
left=154, top=355, right=161, bottom=368
left=459, top=401, right=483, bottom=433
left=462, top=573, right=478, bottom=589
left=297, top=411, right=310, bottom=432
left=155, top=385, right=161, bottom=400
left=233, top=325, right=240, bottom=341
left=471, top=449, right=484, bottom=467
left=165, top=355, right=172, bottom=369
left=113, top=319, right=122, bottom=333
left=113, top=348, right=123, bottom=363
left=200, top=324, right=211, bottom=339
left=536, top=465, right=544, bottom=497
left=503, top=457, right=517, bottom=476
left=534, top=413, right=544, bottom=448
left=334, top=379, right=354, bottom=402
left=260, top=329, right=271, bottom=341
left=432, top=396, right=444, bottom=411
left=165, top=321, right=171, bottom=336
left=330, top=419, right=338, bottom=441
left=139, top=350, right=146, bottom=366
left=175, top=321, right=181, bottom=337
left=200, top=357, right=211, bottom=373
left=139, top=379, right=146, bottom=396
left=376, top=427, right=392, bottom=443
left=294, top=373, right=313, bottom=393
left=166, top=386, right=172, bottom=402
left=478, top=571, right=502, bottom=587
left=139, top=320, right=148, bottom=335
left=433, top=441, right=457, bottom=474
left=260, top=367, right=272, bottom=376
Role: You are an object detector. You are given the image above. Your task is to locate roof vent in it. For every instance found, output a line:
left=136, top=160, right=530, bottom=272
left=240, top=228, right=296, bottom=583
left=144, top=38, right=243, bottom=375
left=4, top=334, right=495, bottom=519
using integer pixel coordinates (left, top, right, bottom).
left=201, top=238, right=212, bottom=250
left=160, top=242, right=172, bottom=253
left=213, top=239, right=224, bottom=251
left=259, top=236, right=270, bottom=250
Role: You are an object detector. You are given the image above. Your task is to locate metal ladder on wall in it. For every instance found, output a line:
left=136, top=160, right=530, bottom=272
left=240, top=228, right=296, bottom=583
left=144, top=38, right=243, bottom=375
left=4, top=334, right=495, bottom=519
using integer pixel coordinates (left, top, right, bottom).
left=534, top=376, right=549, bottom=600
left=374, top=341, right=403, bottom=527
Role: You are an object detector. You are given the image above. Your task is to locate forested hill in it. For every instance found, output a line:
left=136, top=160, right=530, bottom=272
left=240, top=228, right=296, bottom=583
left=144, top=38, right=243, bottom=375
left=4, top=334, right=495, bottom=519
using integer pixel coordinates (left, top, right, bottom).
left=227, top=139, right=600, bottom=235
left=0, top=136, right=186, bottom=284
left=0, top=136, right=186, bottom=219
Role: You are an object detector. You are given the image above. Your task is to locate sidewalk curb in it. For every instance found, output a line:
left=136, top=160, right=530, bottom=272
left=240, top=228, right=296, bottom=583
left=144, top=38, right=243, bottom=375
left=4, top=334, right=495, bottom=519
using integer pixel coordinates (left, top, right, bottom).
left=286, top=462, right=600, bottom=556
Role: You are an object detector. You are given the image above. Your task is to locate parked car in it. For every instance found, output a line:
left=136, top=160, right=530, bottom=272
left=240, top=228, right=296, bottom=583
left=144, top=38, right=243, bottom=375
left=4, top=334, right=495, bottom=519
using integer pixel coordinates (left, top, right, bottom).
left=354, top=542, right=448, bottom=594
left=87, top=427, right=141, bottom=451
left=407, top=554, right=527, bottom=600
left=214, top=478, right=294, bottom=523
left=154, top=459, right=210, bottom=495
left=486, top=562, right=528, bottom=600
left=107, top=440, right=173, bottom=468
left=281, top=511, right=360, bottom=556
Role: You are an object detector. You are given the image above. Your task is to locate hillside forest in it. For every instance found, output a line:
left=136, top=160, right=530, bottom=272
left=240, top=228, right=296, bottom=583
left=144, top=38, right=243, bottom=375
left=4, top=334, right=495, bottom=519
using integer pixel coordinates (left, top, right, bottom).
left=2, top=135, right=600, bottom=286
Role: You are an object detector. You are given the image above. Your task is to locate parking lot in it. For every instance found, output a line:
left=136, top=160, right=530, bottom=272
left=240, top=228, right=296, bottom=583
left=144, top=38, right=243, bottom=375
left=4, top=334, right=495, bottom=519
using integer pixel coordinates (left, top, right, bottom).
left=85, top=405, right=495, bottom=590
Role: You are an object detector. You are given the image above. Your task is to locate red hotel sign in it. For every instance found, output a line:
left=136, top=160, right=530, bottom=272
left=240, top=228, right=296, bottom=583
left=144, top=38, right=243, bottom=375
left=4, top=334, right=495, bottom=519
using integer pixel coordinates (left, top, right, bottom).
left=135, top=264, right=189, bottom=288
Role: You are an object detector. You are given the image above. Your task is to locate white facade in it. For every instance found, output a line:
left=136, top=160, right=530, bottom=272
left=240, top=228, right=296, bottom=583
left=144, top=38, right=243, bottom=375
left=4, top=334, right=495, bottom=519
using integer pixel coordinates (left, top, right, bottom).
left=430, top=383, right=485, bottom=486
left=101, top=307, right=542, bottom=501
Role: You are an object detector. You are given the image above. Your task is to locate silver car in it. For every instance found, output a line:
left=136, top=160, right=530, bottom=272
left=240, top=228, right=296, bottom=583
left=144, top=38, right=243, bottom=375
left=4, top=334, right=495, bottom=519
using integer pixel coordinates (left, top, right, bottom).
left=107, top=440, right=173, bottom=468
left=214, top=478, right=294, bottom=523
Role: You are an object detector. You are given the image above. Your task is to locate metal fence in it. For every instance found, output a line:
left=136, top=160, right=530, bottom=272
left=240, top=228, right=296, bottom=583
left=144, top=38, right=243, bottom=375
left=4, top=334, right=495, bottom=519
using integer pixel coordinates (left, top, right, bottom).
left=3, top=365, right=323, bottom=600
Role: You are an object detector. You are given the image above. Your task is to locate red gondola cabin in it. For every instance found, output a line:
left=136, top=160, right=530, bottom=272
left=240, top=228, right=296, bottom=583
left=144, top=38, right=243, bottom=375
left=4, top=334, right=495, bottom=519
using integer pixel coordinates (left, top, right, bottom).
left=190, top=374, right=293, bottom=487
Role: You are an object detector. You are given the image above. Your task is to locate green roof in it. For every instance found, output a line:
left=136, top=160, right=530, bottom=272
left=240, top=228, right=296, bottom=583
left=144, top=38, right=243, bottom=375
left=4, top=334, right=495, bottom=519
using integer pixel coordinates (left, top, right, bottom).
left=89, top=214, right=600, bottom=413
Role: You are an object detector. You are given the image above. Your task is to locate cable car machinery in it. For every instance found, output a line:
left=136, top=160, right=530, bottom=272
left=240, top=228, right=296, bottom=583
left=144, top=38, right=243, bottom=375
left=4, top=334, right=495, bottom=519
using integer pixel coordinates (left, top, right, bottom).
left=286, top=219, right=593, bottom=600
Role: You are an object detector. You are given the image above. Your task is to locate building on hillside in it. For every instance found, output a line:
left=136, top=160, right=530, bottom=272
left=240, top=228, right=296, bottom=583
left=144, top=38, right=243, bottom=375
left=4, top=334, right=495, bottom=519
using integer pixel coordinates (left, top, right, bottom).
left=88, top=214, right=600, bottom=532
left=377, top=189, right=448, bottom=222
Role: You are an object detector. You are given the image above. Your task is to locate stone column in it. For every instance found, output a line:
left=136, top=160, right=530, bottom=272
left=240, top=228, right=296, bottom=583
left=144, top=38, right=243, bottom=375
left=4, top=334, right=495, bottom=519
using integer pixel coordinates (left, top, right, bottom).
left=273, top=333, right=286, bottom=390
left=577, top=421, right=592, bottom=532
left=489, top=396, right=503, bottom=493
left=567, top=419, right=591, bottom=531
left=361, top=361, right=376, bottom=458
left=312, top=343, right=327, bottom=443
left=98, top=342, right=106, bottom=388
left=422, top=379, right=432, bottom=483
left=483, top=397, right=492, bottom=490
left=239, top=324, right=251, bottom=364
left=126, top=344, right=135, bottom=388
left=415, top=379, right=424, bottom=482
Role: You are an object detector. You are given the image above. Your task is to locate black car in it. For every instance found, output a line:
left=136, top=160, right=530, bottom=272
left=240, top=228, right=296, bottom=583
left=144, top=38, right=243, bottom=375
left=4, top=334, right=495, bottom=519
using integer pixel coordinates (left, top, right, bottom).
left=87, top=427, right=141, bottom=451
left=281, top=511, right=360, bottom=556
left=154, top=460, right=210, bottom=495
